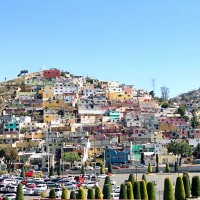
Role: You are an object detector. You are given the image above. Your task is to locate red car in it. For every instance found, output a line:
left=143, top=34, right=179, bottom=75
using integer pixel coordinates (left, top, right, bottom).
left=112, top=166, right=120, bottom=169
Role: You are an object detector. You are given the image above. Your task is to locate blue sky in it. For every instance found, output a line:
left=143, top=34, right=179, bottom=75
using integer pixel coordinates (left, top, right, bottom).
left=0, top=0, right=200, bottom=98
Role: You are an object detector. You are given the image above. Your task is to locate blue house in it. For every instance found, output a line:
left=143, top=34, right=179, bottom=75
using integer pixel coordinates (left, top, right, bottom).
left=104, top=147, right=129, bottom=165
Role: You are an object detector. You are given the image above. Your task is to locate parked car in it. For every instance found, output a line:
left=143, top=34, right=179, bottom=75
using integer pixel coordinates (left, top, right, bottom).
left=112, top=166, right=120, bottom=169
left=84, top=181, right=98, bottom=189
left=24, top=188, right=35, bottom=196
left=113, top=186, right=120, bottom=193
left=54, top=188, right=62, bottom=198
left=85, top=166, right=94, bottom=170
left=97, top=174, right=107, bottom=179
left=95, top=166, right=101, bottom=169
left=35, top=184, right=47, bottom=192
left=8, top=186, right=18, bottom=193
left=63, top=182, right=78, bottom=190
left=1, top=193, right=16, bottom=200
left=46, top=181, right=59, bottom=188
left=111, top=192, right=120, bottom=200
left=111, top=179, right=116, bottom=185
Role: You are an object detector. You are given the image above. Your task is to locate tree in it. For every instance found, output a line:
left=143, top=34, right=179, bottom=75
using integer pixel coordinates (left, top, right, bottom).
left=108, top=162, right=112, bottom=173
left=165, top=162, right=170, bottom=173
left=191, top=176, right=200, bottom=198
left=147, top=182, right=156, bottom=200
left=0, top=147, right=18, bottom=172
left=177, top=106, right=186, bottom=117
left=161, top=102, right=169, bottom=108
left=133, top=182, right=141, bottom=200
left=156, top=163, right=159, bottom=173
left=128, top=174, right=135, bottom=186
left=191, top=111, right=199, bottom=128
left=141, top=152, right=145, bottom=165
left=63, top=152, right=80, bottom=168
left=61, top=188, right=68, bottom=199
left=87, top=188, right=95, bottom=199
left=95, top=186, right=103, bottom=200
left=193, top=143, right=200, bottom=159
left=156, top=154, right=159, bottom=165
left=140, top=180, right=148, bottom=200
left=103, top=176, right=111, bottom=187
left=183, top=172, right=190, bottom=185
left=119, top=183, right=127, bottom=199
left=81, top=164, right=85, bottom=175
left=20, top=166, right=25, bottom=178
left=2, top=197, right=8, bottom=200
left=15, top=183, right=24, bottom=200
left=167, top=141, right=192, bottom=166
left=103, top=184, right=111, bottom=199
left=100, top=163, right=105, bottom=174
left=142, top=174, right=147, bottom=184
left=149, top=91, right=155, bottom=98
left=174, top=161, right=178, bottom=173
left=148, top=163, right=152, bottom=173
left=70, top=190, right=76, bottom=199
left=77, top=187, right=86, bottom=200
left=175, top=176, right=185, bottom=200
left=163, top=177, right=174, bottom=200
left=183, top=174, right=190, bottom=199
left=57, top=165, right=61, bottom=176
left=49, top=189, right=56, bottom=198
left=49, top=166, right=54, bottom=177
left=160, top=86, right=170, bottom=101
left=127, top=182, right=134, bottom=200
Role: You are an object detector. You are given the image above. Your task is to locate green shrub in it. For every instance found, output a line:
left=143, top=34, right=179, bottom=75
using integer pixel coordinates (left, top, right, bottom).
left=61, top=187, right=68, bottom=199
left=163, top=177, right=174, bottom=200
left=142, top=174, right=147, bottom=184
left=191, top=176, right=200, bottom=197
left=20, top=166, right=25, bottom=178
left=165, top=162, right=170, bottom=173
left=140, top=180, right=148, bottom=200
left=133, top=181, right=141, bottom=200
left=148, top=163, right=152, bottom=173
left=2, top=197, right=8, bottom=200
left=175, top=176, right=185, bottom=200
left=95, top=186, right=103, bottom=199
left=156, top=163, right=159, bottom=173
left=103, top=176, right=111, bottom=188
left=100, top=163, right=105, bottom=174
left=108, top=162, right=112, bottom=173
left=119, top=183, right=127, bottom=199
left=70, top=190, right=76, bottom=199
left=183, top=174, right=190, bottom=198
left=87, top=188, right=95, bottom=199
left=147, top=182, right=156, bottom=200
left=16, top=183, right=24, bottom=200
left=40, top=191, right=46, bottom=198
left=174, top=161, right=178, bottom=173
left=127, top=182, right=134, bottom=200
left=49, top=189, right=56, bottom=198
left=183, top=172, right=190, bottom=185
left=103, top=184, right=111, bottom=199
left=128, top=174, right=135, bottom=186
left=77, top=187, right=86, bottom=199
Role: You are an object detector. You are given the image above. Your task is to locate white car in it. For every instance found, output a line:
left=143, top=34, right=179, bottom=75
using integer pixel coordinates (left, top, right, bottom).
left=2, top=179, right=17, bottom=185
left=95, top=166, right=101, bottom=169
left=113, top=186, right=120, bottom=193
left=111, top=192, right=120, bottom=200
left=64, top=183, right=78, bottom=190
left=54, top=188, right=62, bottom=198
left=1, top=193, right=16, bottom=200
left=97, top=174, right=107, bottom=179
left=8, top=186, right=18, bottom=193
left=111, top=179, right=117, bottom=185
left=85, top=166, right=94, bottom=170
left=35, top=184, right=47, bottom=192
left=85, top=181, right=98, bottom=189
left=24, top=188, right=35, bottom=196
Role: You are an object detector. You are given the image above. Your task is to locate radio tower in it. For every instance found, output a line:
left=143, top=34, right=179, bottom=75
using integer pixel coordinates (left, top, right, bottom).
left=151, top=79, right=156, bottom=95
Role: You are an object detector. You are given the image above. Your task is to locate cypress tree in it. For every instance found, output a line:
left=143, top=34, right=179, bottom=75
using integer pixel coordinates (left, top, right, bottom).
left=165, top=162, right=170, bottom=173
left=175, top=176, right=185, bottom=200
left=174, top=161, right=178, bottom=173
left=191, top=176, right=200, bottom=198
left=148, top=163, right=152, bottom=173
left=70, top=191, right=76, bottom=199
left=108, top=162, right=112, bottom=173
left=61, top=187, right=68, bottom=199
left=15, top=183, right=24, bottom=200
left=183, top=172, right=190, bottom=185
left=100, top=163, right=105, bottom=174
left=49, top=189, right=56, bottom=198
left=78, top=187, right=86, bottom=200
left=156, top=163, right=159, bottom=173
left=127, top=182, right=134, bottom=200
left=81, top=164, right=85, bottom=175
left=20, top=166, right=25, bottom=178
left=57, top=165, right=61, bottom=176
left=87, top=188, right=95, bottom=199
left=147, top=182, right=156, bottom=200
left=95, top=186, right=103, bottom=200
left=142, top=174, right=147, bottom=184
left=183, top=174, right=190, bottom=198
left=156, top=154, right=159, bottom=164
left=119, top=183, right=127, bottom=199
left=103, top=176, right=111, bottom=188
left=49, top=166, right=54, bottom=177
left=163, top=177, right=174, bottom=200
left=128, top=174, right=135, bottom=186
left=140, top=180, right=148, bottom=200
left=133, top=182, right=141, bottom=200
left=103, top=184, right=111, bottom=199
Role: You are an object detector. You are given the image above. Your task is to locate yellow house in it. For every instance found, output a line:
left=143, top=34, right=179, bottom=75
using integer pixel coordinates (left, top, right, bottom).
left=39, top=85, right=54, bottom=100
left=106, top=92, right=132, bottom=101
left=151, top=132, right=164, bottom=142
left=43, top=113, right=58, bottom=123
left=159, top=123, right=178, bottom=132
left=88, top=146, right=104, bottom=157
left=24, top=131, right=45, bottom=140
